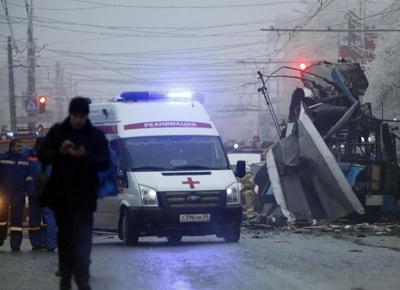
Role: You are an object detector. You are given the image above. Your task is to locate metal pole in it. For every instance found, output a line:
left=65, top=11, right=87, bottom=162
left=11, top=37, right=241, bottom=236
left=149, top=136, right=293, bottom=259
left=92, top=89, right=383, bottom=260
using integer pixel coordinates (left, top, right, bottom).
left=7, top=36, right=16, bottom=131
left=25, top=0, right=37, bottom=129
left=26, top=0, right=35, bottom=98
left=257, top=71, right=282, bottom=138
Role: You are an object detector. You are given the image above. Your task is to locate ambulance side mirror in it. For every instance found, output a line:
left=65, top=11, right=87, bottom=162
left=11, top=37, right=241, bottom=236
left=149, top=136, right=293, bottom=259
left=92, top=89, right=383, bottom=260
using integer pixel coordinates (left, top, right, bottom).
left=235, top=160, right=246, bottom=178
left=117, top=170, right=128, bottom=189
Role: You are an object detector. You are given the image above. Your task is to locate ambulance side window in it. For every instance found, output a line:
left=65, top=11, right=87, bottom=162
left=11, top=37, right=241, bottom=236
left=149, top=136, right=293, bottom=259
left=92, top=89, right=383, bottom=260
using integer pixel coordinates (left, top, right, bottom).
left=109, top=139, right=123, bottom=172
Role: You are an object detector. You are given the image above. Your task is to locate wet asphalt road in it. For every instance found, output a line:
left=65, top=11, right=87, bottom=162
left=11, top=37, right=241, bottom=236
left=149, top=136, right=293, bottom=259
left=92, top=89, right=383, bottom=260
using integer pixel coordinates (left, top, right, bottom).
left=1, top=230, right=400, bottom=290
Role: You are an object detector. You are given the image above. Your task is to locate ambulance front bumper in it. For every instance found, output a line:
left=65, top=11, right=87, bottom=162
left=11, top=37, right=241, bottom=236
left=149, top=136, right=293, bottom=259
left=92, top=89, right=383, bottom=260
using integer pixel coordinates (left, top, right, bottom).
left=127, top=206, right=242, bottom=236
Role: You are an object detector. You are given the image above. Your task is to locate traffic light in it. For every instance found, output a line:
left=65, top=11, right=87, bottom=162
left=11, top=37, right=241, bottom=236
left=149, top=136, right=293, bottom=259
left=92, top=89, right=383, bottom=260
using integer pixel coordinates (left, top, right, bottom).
left=299, top=63, right=307, bottom=70
left=39, top=96, right=46, bottom=113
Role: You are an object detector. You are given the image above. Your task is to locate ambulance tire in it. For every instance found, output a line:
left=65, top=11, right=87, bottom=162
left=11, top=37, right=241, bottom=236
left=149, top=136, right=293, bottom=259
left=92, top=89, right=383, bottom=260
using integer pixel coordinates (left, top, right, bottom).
left=223, top=226, right=241, bottom=243
left=121, top=209, right=139, bottom=246
left=167, top=234, right=182, bottom=244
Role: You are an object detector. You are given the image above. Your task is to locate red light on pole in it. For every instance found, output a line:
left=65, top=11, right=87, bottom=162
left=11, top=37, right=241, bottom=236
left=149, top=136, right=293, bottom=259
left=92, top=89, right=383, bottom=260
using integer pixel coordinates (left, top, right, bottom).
left=299, top=63, right=307, bottom=70
left=38, top=96, right=46, bottom=113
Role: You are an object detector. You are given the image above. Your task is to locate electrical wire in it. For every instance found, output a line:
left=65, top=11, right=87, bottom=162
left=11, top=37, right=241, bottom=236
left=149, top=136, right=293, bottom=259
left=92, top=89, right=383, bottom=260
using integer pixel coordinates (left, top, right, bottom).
left=6, top=1, right=109, bottom=11
left=72, top=0, right=301, bottom=9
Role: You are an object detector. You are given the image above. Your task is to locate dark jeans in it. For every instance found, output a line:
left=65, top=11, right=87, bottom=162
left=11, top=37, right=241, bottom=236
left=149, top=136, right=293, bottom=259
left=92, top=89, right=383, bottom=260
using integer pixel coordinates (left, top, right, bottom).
left=56, top=210, right=93, bottom=290
left=42, top=207, right=57, bottom=250
left=29, top=196, right=43, bottom=248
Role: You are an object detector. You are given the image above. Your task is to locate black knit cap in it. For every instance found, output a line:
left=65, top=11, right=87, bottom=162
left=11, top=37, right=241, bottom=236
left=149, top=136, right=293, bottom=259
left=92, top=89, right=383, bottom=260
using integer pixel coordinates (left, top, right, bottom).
left=69, top=97, right=90, bottom=114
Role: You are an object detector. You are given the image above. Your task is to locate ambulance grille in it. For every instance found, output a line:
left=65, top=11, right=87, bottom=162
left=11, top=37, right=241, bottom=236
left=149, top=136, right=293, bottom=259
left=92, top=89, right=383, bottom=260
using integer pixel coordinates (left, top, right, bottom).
left=161, top=190, right=225, bottom=208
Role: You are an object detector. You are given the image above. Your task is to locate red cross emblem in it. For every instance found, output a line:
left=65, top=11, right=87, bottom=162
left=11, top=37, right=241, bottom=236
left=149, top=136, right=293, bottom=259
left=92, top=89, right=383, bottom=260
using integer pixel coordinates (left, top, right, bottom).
left=182, top=177, right=200, bottom=189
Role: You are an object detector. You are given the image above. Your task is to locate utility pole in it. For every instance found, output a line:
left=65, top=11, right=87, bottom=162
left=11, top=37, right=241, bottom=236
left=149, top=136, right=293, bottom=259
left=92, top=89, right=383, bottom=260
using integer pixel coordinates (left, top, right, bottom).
left=55, top=61, right=61, bottom=95
left=7, top=36, right=16, bottom=131
left=26, top=0, right=35, bottom=98
left=360, top=0, right=367, bottom=64
left=25, top=0, right=37, bottom=129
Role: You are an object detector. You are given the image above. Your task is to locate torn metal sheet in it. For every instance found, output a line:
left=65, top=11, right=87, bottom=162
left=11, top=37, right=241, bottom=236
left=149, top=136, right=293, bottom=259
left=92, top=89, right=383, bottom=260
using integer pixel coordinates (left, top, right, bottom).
left=266, top=150, right=296, bottom=222
left=266, top=105, right=365, bottom=222
left=298, top=105, right=365, bottom=217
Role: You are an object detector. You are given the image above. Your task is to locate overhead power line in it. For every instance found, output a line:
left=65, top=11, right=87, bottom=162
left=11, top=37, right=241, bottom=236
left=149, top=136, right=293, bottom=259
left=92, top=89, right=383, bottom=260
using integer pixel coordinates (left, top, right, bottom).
left=6, top=2, right=109, bottom=11
left=31, top=15, right=279, bottom=32
left=4, top=19, right=265, bottom=38
left=72, top=0, right=301, bottom=9
left=261, top=27, right=400, bottom=32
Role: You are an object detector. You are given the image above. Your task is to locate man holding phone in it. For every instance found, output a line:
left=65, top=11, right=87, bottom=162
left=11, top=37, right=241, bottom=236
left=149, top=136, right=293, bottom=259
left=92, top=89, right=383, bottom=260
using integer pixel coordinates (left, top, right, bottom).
left=39, top=97, right=109, bottom=290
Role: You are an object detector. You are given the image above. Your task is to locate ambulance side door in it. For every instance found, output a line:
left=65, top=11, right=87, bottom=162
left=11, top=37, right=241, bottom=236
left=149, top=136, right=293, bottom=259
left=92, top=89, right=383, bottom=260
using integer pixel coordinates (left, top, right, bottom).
left=94, top=139, right=123, bottom=231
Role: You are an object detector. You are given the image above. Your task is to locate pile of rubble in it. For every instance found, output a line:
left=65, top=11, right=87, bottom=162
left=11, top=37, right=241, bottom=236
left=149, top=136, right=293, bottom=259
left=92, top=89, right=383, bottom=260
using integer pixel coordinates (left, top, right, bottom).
left=242, top=212, right=400, bottom=237
left=287, top=223, right=400, bottom=237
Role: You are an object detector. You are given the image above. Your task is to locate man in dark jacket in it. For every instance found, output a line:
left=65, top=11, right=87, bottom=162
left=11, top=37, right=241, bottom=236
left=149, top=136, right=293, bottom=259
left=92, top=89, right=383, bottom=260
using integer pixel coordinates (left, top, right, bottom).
left=39, top=97, right=109, bottom=290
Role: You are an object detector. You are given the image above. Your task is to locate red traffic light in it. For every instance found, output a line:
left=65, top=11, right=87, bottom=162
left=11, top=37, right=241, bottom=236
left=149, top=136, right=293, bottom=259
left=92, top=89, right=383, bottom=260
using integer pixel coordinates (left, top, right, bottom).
left=299, top=63, right=307, bottom=70
left=39, top=96, right=46, bottom=113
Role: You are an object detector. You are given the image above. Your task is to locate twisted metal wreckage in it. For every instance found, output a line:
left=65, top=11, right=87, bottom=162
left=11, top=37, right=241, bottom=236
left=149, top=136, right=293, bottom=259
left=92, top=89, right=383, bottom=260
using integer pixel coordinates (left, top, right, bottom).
left=257, top=61, right=400, bottom=222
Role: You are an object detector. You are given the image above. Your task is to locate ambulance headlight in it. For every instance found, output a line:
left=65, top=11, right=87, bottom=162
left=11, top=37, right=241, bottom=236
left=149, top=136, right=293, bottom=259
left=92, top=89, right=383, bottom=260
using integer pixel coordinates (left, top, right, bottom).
left=139, top=185, right=159, bottom=207
left=226, top=183, right=240, bottom=205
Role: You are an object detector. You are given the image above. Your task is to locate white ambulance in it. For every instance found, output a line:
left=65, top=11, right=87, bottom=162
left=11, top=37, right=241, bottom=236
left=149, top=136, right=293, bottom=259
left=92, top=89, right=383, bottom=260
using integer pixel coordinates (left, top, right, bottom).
left=90, top=91, right=244, bottom=245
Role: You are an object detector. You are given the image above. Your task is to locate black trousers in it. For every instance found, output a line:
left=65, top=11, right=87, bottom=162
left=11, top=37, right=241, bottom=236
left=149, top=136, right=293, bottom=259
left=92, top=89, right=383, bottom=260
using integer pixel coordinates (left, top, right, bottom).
left=55, top=210, right=93, bottom=290
left=28, top=196, right=43, bottom=248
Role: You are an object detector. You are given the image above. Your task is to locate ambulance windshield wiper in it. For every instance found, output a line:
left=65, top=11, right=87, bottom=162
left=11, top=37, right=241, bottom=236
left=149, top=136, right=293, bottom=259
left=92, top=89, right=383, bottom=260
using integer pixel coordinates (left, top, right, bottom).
left=131, top=166, right=169, bottom=171
left=173, top=165, right=214, bottom=170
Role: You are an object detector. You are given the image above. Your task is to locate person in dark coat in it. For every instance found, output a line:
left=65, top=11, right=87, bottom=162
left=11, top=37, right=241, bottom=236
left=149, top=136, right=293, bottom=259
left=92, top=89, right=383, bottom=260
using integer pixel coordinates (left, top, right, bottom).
left=39, top=97, right=109, bottom=290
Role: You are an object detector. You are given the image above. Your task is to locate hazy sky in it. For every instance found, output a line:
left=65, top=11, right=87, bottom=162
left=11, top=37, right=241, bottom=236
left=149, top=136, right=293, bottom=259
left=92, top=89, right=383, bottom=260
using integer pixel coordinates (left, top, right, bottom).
left=1, top=0, right=325, bottom=140
left=1, top=0, right=305, bottom=100
left=1, top=0, right=390, bottom=140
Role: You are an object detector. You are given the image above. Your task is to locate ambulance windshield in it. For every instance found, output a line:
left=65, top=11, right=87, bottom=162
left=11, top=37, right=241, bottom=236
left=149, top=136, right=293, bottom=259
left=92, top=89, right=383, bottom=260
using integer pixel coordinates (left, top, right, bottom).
left=122, top=136, right=230, bottom=171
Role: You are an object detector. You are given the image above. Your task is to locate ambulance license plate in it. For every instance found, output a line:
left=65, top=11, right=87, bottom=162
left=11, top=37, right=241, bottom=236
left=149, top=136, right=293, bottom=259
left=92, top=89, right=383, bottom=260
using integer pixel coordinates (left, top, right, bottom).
left=179, top=214, right=210, bottom=223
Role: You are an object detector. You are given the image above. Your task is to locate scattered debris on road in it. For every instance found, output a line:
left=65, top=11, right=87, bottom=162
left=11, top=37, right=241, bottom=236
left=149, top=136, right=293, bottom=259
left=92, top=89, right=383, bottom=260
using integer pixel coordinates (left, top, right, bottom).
left=242, top=211, right=400, bottom=239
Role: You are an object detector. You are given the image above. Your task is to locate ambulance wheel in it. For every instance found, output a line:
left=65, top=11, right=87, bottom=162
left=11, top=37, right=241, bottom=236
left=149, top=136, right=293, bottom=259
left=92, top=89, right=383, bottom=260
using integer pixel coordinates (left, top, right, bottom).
left=121, top=209, right=138, bottom=246
left=167, top=234, right=182, bottom=244
left=223, top=227, right=241, bottom=243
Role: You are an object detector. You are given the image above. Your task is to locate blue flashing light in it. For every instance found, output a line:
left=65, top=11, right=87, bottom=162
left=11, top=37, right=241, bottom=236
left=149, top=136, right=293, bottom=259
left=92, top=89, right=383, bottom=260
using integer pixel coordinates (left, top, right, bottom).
left=6, top=132, right=14, bottom=138
left=120, top=91, right=150, bottom=101
left=119, top=91, right=193, bottom=102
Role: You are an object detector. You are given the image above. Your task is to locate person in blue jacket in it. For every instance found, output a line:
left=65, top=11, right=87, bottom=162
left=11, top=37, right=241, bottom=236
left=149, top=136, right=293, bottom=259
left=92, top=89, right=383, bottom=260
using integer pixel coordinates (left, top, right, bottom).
left=0, top=138, right=32, bottom=251
left=28, top=137, right=57, bottom=251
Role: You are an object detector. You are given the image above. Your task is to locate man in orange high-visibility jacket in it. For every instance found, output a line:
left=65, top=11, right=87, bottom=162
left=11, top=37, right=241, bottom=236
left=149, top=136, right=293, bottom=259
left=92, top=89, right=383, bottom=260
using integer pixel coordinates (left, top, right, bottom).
left=0, top=139, right=32, bottom=251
